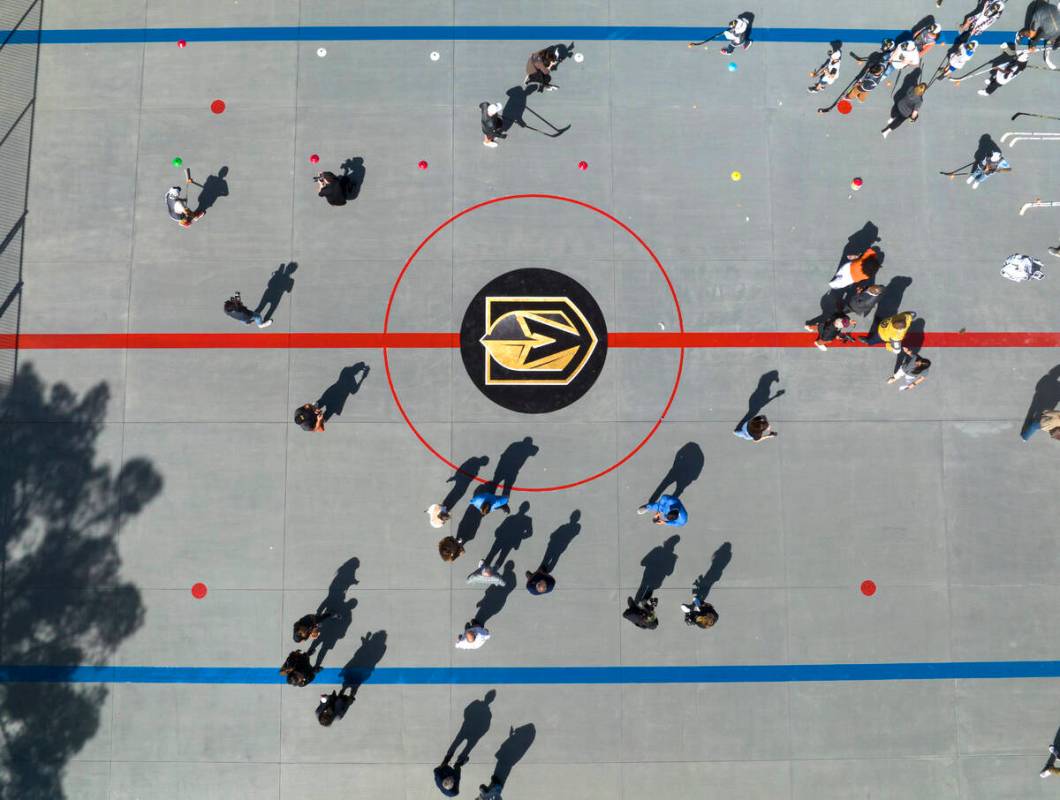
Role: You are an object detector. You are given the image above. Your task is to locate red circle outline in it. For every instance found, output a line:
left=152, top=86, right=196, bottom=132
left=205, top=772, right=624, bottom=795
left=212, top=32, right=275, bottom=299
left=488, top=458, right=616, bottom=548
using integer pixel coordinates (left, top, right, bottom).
left=383, top=194, right=684, bottom=492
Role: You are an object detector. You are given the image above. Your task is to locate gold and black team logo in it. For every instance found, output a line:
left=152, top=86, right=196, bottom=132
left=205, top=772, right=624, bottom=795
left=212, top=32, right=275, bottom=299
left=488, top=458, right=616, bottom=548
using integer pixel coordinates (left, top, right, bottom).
left=460, top=268, right=608, bottom=413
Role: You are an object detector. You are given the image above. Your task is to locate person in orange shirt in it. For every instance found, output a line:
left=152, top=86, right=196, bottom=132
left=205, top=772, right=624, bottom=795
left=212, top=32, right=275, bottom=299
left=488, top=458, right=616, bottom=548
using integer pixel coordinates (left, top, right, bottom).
left=829, top=247, right=881, bottom=289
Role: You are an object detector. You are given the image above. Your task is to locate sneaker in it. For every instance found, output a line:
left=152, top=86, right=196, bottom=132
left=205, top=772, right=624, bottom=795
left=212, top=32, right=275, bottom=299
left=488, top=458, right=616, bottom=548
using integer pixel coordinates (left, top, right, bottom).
left=966, top=175, right=975, bottom=184
left=742, top=41, right=752, bottom=50
left=881, top=129, right=890, bottom=138
left=720, top=45, right=734, bottom=54
left=257, top=319, right=273, bottom=328
left=1044, top=770, right=1053, bottom=778
left=636, top=505, right=649, bottom=515
left=680, top=604, right=692, bottom=614
left=1048, top=247, right=1060, bottom=258
left=483, top=140, right=498, bottom=148
left=972, top=180, right=980, bottom=189
left=977, top=89, right=988, bottom=96
left=814, top=341, right=827, bottom=351
left=898, top=384, right=911, bottom=392
left=544, top=85, right=558, bottom=91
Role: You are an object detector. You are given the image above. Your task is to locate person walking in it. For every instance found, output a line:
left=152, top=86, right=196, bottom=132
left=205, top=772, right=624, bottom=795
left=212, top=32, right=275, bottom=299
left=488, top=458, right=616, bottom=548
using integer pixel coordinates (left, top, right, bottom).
left=876, top=312, right=916, bottom=352
left=804, top=312, right=857, bottom=350
left=466, top=560, right=507, bottom=587
left=292, top=611, right=334, bottom=644
left=294, top=403, right=325, bottom=432
left=961, top=1, right=1005, bottom=36
left=844, top=62, right=885, bottom=106
left=978, top=51, right=1029, bottom=96
left=525, top=567, right=556, bottom=595
left=455, top=619, right=491, bottom=650
left=887, top=346, right=931, bottom=391
left=636, top=494, right=688, bottom=526
left=279, top=650, right=318, bottom=686
left=808, top=46, right=842, bottom=93
left=883, top=40, right=920, bottom=79
left=681, top=596, right=719, bottom=629
left=426, top=503, right=452, bottom=528
left=967, top=148, right=1009, bottom=189
left=223, top=292, right=272, bottom=328
left=1022, top=409, right=1060, bottom=441
left=843, top=284, right=885, bottom=318
left=316, top=688, right=353, bottom=726
left=164, top=186, right=204, bottom=228
left=477, top=777, right=504, bottom=800
left=913, top=22, right=943, bottom=56
left=1042, top=745, right=1060, bottom=777
left=720, top=15, right=753, bottom=54
left=438, top=535, right=466, bottom=562
left=881, top=82, right=926, bottom=138
left=524, top=46, right=560, bottom=91
left=829, top=246, right=881, bottom=289
left=733, top=414, right=777, bottom=442
left=469, top=488, right=510, bottom=517
left=434, top=759, right=462, bottom=797
left=314, top=171, right=352, bottom=206
left=480, top=102, right=506, bottom=147
left=622, top=592, right=659, bottom=629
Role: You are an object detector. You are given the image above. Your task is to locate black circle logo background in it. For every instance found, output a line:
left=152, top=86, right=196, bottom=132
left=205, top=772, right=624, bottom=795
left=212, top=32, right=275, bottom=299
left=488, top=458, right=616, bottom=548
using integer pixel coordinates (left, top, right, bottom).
left=460, top=268, right=608, bottom=414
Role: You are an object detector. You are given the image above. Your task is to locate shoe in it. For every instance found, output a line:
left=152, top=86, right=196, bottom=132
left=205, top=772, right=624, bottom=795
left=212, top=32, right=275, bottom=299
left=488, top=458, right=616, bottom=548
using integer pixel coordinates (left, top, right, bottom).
left=544, top=85, right=557, bottom=91
left=814, top=342, right=827, bottom=351
left=898, top=384, right=911, bottom=392
left=720, top=46, right=734, bottom=54
left=483, top=140, right=498, bottom=148
left=977, top=89, right=988, bottom=96
left=972, top=180, right=980, bottom=189
left=881, top=129, right=890, bottom=138
left=966, top=175, right=975, bottom=184
left=1048, top=247, right=1060, bottom=258
left=742, top=41, right=752, bottom=50
left=636, top=505, right=649, bottom=514
left=680, top=604, right=692, bottom=614
left=257, top=319, right=273, bottom=328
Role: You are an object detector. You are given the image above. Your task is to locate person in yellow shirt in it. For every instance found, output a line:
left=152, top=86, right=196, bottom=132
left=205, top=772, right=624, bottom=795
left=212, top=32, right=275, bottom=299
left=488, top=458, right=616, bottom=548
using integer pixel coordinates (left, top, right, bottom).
left=876, top=312, right=916, bottom=352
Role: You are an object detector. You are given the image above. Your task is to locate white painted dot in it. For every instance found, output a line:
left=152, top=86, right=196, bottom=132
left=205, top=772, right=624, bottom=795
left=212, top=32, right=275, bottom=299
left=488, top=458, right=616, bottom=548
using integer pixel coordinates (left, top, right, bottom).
left=430, top=51, right=440, bottom=61
left=573, top=52, right=584, bottom=63
left=317, top=47, right=327, bottom=57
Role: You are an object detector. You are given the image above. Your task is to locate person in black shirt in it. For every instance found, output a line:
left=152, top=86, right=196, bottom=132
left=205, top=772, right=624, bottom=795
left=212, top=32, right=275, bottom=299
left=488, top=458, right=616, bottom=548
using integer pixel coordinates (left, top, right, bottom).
left=622, top=592, right=659, bottom=629
left=294, top=403, right=325, bottom=432
left=223, top=292, right=271, bottom=328
left=316, top=689, right=353, bottom=726
left=280, top=650, right=318, bottom=687
left=434, top=760, right=461, bottom=797
left=881, top=82, right=926, bottom=138
left=314, top=171, right=352, bottom=206
left=480, top=102, right=506, bottom=148
left=804, top=313, right=857, bottom=350
left=843, top=284, right=884, bottom=318
left=525, top=567, right=556, bottom=596
left=292, top=611, right=334, bottom=644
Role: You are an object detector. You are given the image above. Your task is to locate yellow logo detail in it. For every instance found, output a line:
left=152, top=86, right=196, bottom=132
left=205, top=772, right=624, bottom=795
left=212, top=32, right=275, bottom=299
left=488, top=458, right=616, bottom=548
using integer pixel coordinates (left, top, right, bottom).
left=481, top=297, right=598, bottom=385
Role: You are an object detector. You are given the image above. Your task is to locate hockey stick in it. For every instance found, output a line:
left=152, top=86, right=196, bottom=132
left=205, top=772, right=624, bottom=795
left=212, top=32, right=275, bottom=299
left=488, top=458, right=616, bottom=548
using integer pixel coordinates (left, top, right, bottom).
left=817, top=68, right=864, bottom=113
left=939, top=161, right=975, bottom=176
left=688, top=30, right=725, bottom=48
left=1019, top=199, right=1060, bottom=215
left=1011, top=111, right=1060, bottom=121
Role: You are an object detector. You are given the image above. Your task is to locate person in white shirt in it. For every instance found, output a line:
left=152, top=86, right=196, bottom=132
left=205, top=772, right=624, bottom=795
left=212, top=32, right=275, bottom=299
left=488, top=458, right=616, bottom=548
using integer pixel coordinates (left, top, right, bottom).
left=721, top=15, right=752, bottom=54
left=455, top=619, right=490, bottom=649
left=808, top=46, right=842, bottom=93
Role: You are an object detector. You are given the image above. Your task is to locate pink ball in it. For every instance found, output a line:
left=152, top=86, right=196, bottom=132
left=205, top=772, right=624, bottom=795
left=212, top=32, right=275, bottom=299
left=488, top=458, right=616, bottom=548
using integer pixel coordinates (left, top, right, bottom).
left=177, top=39, right=187, bottom=48
left=577, top=160, right=588, bottom=171
left=309, top=154, right=320, bottom=164
left=418, top=160, right=428, bottom=170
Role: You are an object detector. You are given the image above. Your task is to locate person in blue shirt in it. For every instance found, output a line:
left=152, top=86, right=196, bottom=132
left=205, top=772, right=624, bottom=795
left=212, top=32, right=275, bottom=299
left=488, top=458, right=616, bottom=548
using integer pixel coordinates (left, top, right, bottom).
left=469, top=488, right=510, bottom=517
left=636, top=494, right=687, bottom=526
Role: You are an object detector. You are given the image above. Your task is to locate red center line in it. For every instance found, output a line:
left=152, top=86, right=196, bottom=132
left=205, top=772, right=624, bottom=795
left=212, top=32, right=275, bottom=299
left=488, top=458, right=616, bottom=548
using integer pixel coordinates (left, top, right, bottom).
left=2, top=331, right=1060, bottom=350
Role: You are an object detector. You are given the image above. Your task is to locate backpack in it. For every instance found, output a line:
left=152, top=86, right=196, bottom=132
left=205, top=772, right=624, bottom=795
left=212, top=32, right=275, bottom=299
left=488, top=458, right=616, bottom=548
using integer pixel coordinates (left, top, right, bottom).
left=1000, top=254, right=1045, bottom=282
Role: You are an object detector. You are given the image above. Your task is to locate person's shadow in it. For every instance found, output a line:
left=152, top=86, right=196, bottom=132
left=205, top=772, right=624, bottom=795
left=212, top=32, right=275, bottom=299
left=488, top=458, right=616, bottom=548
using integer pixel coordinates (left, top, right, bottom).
left=841, top=221, right=881, bottom=262
left=492, top=723, right=536, bottom=786
left=692, top=542, right=732, bottom=600
left=194, top=166, right=229, bottom=214
left=865, top=276, right=913, bottom=343
left=501, top=86, right=570, bottom=138
left=901, top=316, right=927, bottom=355
left=484, top=501, right=533, bottom=567
left=340, top=629, right=387, bottom=697
left=445, top=690, right=495, bottom=766
left=442, top=455, right=490, bottom=511
left=340, top=157, right=366, bottom=201
left=318, top=557, right=360, bottom=617
left=649, top=443, right=704, bottom=503
left=253, top=262, right=297, bottom=322
left=1021, top=365, right=1060, bottom=436
left=456, top=503, right=486, bottom=545
left=311, top=596, right=357, bottom=669
left=491, top=437, right=539, bottom=496
left=736, top=372, right=784, bottom=431
left=475, top=561, right=517, bottom=625
left=635, top=535, right=680, bottom=602
left=538, top=510, right=581, bottom=573
left=316, top=362, right=370, bottom=421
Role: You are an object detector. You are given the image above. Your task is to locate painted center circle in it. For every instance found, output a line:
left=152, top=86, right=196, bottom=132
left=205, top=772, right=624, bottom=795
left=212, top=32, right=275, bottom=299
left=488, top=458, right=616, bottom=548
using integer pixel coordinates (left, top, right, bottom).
left=459, top=268, right=608, bottom=414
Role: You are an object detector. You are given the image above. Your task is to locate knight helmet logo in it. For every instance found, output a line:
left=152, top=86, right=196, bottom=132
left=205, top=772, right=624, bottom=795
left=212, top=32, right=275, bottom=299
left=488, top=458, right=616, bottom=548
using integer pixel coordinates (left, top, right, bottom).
left=480, top=298, right=599, bottom=385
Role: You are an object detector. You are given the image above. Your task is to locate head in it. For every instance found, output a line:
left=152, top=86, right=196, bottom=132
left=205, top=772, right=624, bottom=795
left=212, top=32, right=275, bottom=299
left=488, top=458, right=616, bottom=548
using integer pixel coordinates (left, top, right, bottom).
left=892, top=316, right=908, bottom=331
left=464, top=630, right=476, bottom=643
left=989, top=151, right=1002, bottom=163
left=966, top=41, right=979, bottom=55
left=913, top=83, right=927, bottom=97
left=486, top=102, right=502, bottom=116
left=441, top=776, right=456, bottom=790
left=728, top=18, right=738, bottom=28
left=866, top=285, right=883, bottom=296
left=989, top=1, right=1003, bottom=12
left=166, top=186, right=181, bottom=198
left=318, top=706, right=335, bottom=726
left=438, top=536, right=464, bottom=562
left=309, top=626, right=321, bottom=639
left=696, top=608, right=719, bottom=628
left=1018, top=27, right=1033, bottom=40
left=747, top=415, right=770, bottom=440
left=294, top=406, right=312, bottom=428
left=535, top=579, right=550, bottom=593
left=868, top=62, right=884, bottom=77
left=1051, top=428, right=1060, bottom=441
left=833, top=315, right=852, bottom=329
left=929, top=23, right=941, bottom=36
left=666, top=508, right=681, bottom=522
left=881, top=38, right=895, bottom=52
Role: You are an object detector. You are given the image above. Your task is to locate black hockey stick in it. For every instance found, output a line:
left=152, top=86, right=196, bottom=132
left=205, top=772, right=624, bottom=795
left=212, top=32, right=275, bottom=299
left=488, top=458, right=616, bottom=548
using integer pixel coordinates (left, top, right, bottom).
left=1011, top=111, right=1060, bottom=121
left=687, top=30, right=725, bottom=48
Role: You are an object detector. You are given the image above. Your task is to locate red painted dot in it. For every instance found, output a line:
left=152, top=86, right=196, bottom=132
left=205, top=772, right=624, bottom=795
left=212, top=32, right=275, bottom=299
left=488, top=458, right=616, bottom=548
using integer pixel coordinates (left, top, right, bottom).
left=177, top=40, right=187, bottom=49
left=309, top=154, right=320, bottom=164
left=191, top=582, right=208, bottom=599
left=837, top=99, right=852, bottom=115
left=418, top=160, right=428, bottom=170
left=578, top=160, right=588, bottom=171
left=210, top=99, right=226, bottom=115
left=860, top=580, right=876, bottom=597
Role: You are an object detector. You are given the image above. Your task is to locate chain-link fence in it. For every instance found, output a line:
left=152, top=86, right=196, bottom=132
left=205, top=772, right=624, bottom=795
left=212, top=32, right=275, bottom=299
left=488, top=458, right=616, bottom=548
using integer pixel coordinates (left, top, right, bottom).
left=0, top=0, right=41, bottom=398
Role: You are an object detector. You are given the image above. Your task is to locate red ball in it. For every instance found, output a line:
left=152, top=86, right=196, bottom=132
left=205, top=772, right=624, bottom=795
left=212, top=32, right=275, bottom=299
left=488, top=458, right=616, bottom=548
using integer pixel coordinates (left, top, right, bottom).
left=577, top=160, right=588, bottom=171
left=191, top=582, right=208, bottom=599
left=177, top=39, right=187, bottom=49
left=860, top=580, right=876, bottom=597
left=210, top=99, right=226, bottom=114
left=309, top=154, right=320, bottom=164
left=837, top=99, right=853, bottom=115
left=418, top=160, right=428, bottom=170
left=852, top=177, right=863, bottom=187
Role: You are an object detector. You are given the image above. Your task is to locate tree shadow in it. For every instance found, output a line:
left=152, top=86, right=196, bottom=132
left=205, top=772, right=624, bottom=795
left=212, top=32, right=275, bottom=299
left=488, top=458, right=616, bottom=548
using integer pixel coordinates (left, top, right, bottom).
left=340, top=157, right=366, bottom=201
left=253, top=262, right=297, bottom=322
left=492, top=723, right=537, bottom=786
left=442, top=455, right=490, bottom=511
left=316, top=362, right=370, bottom=421
left=475, top=561, right=517, bottom=625
left=693, top=542, right=733, bottom=600
left=445, top=690, right=495, bottom=766
left=649, top=443, right=704, bottom=503
left=194, top=166, right=229, bottom=214
left=635, top=535, right=680, bottom=602
left=736, top=371, right=784, bottom=430
left=490, top=437, right=538, bottom=496
left=340, top=630, right=387, bottom=697
left=0, top=363, right=164, bottom=799
left=1022, top=365, right=1060, bottom=435
left=484, top=501, right=533, bottom=567
left=538, top=510, right=581, bottom=573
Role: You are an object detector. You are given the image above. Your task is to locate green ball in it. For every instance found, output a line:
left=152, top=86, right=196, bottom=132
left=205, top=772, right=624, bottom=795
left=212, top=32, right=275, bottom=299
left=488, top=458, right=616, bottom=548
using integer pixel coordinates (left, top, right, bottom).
left=172, top=157, right=182, bottom=167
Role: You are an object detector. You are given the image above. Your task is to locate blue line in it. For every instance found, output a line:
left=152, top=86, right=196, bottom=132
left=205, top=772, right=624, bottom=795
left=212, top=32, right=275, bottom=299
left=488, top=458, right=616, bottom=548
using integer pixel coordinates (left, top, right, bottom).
left=0, top=25, right=1016, bottom=46
left=3, top=660, right=1060, bottom=685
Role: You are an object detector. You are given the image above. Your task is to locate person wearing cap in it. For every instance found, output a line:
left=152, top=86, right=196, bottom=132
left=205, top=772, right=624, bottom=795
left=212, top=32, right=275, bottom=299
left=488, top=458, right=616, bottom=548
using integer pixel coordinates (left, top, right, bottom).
left=938, top=40, right=978, bottom=82
left=455, top=619, right=490, bottom=650
left=876, top=312, right=916, bottom=352
left=888, top=346, right=931, bottom=391
left=967, top=148, right=1009, bottom=189
left=314, top=171, right=351, bottom=206
left=480, top=101, right=506, bottom=147
left=164, top=186, right=204, bottom=228
left=978, top=50, right=1029, bottom=96
left=636, top=494, right=688, bottom=526
left=804, top=312, right=857, bottom=350
left=808, top=46, right=842, bottom=93
left=721, top=14, right=752, bottom=54
left=881, top=81, right=926, bottom=138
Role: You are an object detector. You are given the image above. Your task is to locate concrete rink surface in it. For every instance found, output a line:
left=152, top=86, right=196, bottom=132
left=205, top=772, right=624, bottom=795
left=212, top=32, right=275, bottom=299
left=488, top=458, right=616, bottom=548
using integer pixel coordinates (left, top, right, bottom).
left=3, top=0, right=1060, bottom=798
